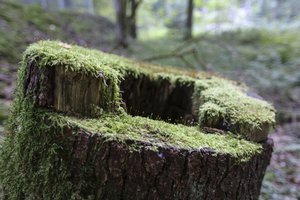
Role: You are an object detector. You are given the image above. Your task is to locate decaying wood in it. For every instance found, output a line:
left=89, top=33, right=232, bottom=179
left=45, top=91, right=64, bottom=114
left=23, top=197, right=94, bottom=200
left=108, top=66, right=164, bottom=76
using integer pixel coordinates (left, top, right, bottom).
left=120, top=74, right=197, bottom=125
left=23, top=61, right=117, bottom=117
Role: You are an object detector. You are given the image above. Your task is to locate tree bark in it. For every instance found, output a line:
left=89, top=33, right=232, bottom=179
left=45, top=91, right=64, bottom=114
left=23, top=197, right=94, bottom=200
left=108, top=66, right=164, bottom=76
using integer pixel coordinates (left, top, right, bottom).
left=58, top=127, right=273, bottom=200
left=113, top=0, right=128, bottom=47
left=184, top=0, right=194, bottom=40
left=128, top=0, right=141, bottom=39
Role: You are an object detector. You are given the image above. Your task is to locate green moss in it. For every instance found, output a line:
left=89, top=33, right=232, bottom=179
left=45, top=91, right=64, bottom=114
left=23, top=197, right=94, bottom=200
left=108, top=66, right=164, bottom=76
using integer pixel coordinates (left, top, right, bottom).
left=24, top=41, right=209, bottom=81
left=200, top=85, right=275, bottom=125
left=197, top=84, right=275, bottom=140
left=199, top=102, right=227, bottom=125
left=0, top=102, right=79, bottom=200
left=51, top=112, right=262, bottom=161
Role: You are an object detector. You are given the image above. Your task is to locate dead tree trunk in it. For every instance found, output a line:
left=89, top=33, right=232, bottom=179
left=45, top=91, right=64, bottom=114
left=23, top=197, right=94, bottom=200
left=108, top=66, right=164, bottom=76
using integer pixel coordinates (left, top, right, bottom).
left=114, top=0, right=128, bottom=47
left=0, top=41, right=274, bottom=200
left=184, top=0, right=194, bottom=39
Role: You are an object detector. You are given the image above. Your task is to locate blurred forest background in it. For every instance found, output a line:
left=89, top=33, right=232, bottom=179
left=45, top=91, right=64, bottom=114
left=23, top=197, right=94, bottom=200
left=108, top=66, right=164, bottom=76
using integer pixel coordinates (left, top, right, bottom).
left=0, top=0, right=299, bottom=199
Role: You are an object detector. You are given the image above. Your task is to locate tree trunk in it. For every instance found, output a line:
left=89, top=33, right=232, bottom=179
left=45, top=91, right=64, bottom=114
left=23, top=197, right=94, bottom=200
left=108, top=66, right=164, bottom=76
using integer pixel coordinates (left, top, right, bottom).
left=113, top=0, right=128, bottom=47
left=184, top=0, right=194, bottom=39
left=128, top=0, right=140, bottom=39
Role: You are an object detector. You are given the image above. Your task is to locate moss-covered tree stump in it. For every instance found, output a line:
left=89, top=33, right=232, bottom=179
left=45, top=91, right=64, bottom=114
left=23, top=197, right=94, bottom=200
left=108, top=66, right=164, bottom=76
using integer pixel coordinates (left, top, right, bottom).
left=0, top=41, right=275, bottom=200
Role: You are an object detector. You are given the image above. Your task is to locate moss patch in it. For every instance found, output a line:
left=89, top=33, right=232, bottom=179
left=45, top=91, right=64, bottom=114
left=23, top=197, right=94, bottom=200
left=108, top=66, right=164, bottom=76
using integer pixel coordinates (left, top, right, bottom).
left=0, top=102, right=77, bottom=200
left=24, top=41, right=210, bottom=81
left=52, top=112, right=262, bottom=161
left=199, top=86, right=275, bottom=128
left=197, top=82, right=275, bottom=141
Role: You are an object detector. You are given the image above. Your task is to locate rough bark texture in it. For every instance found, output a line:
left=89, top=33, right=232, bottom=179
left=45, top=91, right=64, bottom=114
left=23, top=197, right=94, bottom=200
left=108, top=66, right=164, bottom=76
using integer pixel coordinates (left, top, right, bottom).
left=59, top=126, right=273, bottom=200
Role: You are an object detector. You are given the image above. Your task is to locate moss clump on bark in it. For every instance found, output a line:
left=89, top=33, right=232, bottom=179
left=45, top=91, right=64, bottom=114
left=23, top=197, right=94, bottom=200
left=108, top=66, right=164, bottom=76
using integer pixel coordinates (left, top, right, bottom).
left=54, top=112, right=262, bottom=160
left=196, top=82, right=275, bottom=141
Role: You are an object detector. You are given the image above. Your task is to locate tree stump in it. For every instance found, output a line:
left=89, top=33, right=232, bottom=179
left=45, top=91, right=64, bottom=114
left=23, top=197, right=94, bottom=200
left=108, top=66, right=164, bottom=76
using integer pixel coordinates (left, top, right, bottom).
left=0, top=41, right=275, bottom=200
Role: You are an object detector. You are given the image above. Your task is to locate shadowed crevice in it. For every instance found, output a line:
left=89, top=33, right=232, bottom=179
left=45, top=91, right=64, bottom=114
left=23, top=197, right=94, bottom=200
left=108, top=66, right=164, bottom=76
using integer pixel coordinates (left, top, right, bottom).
left=120, top=74, right=197, bottom=125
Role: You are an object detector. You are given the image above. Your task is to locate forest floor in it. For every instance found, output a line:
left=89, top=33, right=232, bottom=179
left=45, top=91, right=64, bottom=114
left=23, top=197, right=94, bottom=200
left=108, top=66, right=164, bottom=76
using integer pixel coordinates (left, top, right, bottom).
left=0, top=1, right=299, bottom=199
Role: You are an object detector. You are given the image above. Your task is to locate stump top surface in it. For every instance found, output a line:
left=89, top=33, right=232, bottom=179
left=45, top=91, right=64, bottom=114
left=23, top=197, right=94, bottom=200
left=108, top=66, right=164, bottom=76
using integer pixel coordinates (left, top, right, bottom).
left=24, top=40, right=209, bottom=80
left=51, top=112, right=262, bottom=162
left=21, top=41, right=276, bottom=142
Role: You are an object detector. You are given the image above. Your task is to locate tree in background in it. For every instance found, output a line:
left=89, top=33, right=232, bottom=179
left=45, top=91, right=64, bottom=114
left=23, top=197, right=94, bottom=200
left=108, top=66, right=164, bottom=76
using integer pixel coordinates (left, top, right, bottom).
left=184, top=0, right=194, bottom=39
left=128, top=0, right=142, bottom=39
left=114, top=0, right=128, bottom=47
left=113, top=0, right=143, bottom=47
